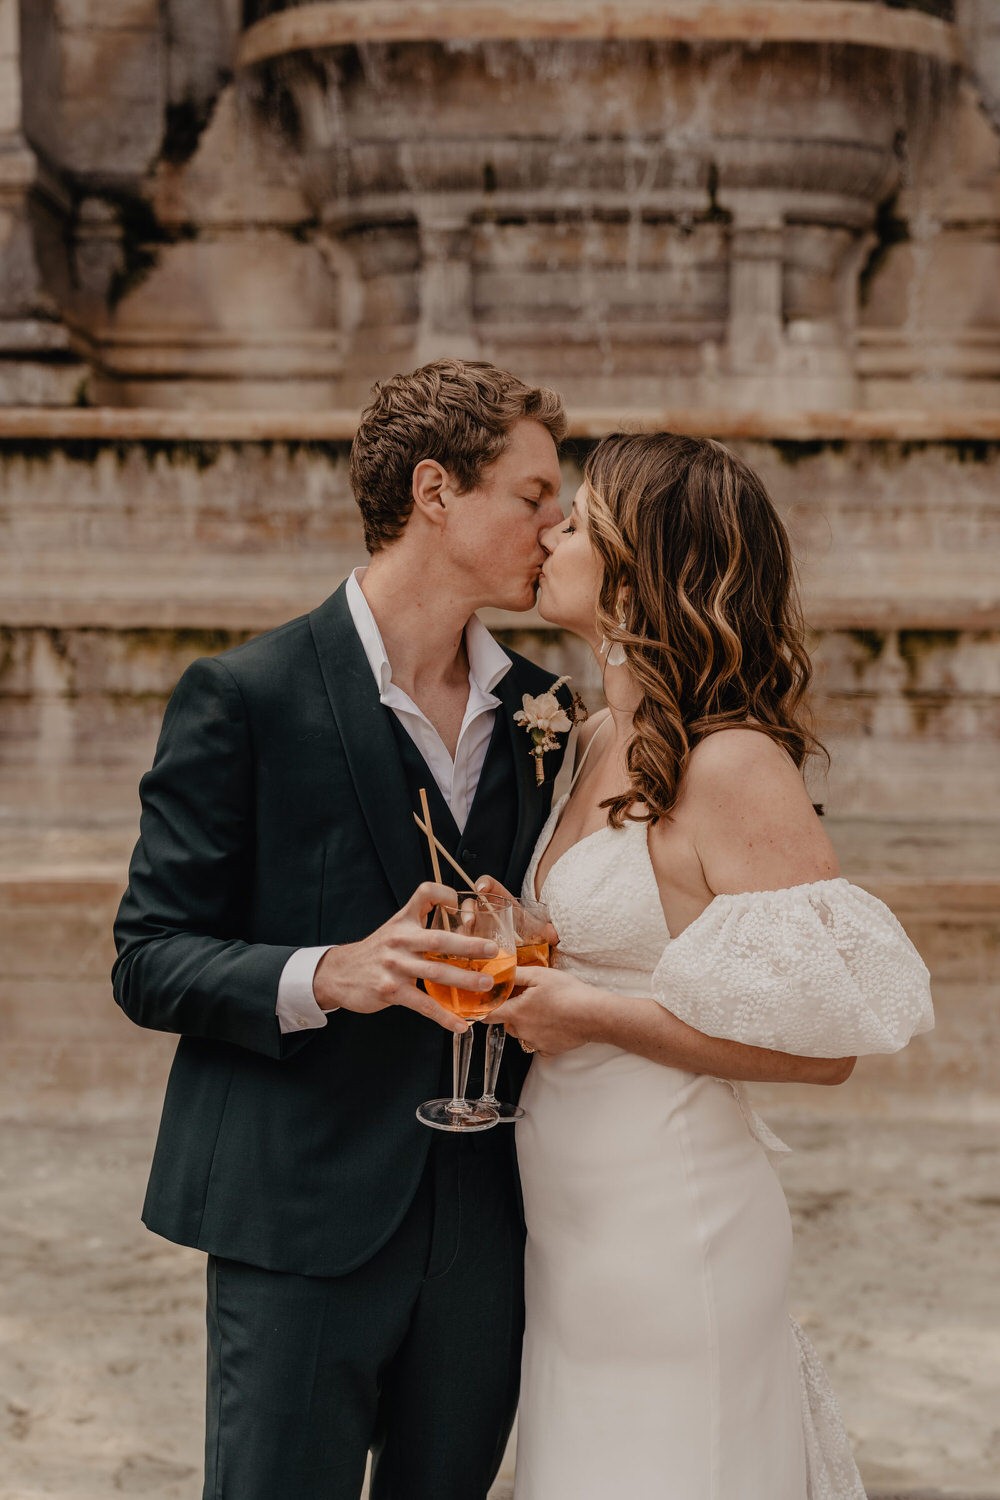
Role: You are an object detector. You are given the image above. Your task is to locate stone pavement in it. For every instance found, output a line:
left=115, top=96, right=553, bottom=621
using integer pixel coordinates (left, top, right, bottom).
left=2, top=1104, right=998, bottom=1500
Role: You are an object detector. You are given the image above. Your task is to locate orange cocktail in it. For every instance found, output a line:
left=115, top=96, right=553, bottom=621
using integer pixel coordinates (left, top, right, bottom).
left=422, top=950, right=517, bottom=1020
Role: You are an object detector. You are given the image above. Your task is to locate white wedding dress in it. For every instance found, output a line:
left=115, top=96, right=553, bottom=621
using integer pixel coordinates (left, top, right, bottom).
left=514, top=794, right=933, bottom=1500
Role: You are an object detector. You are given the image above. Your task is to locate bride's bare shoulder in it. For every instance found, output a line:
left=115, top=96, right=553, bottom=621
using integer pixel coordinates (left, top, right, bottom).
left=685, top=725, right=801, bottom=788
left=680, top=727, right=838, bottom=888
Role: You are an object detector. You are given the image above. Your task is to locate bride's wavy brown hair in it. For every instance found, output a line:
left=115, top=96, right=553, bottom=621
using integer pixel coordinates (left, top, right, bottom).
left=584, top=432, right=823, bottom=827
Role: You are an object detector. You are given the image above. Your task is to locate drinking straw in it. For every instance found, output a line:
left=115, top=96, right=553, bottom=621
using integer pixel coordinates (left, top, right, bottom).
left=417, top=787, right=444, bottom=884
left=413, top=811, right=477, bottom=892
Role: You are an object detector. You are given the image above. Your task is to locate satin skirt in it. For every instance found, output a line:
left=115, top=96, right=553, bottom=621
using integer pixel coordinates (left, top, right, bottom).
left=514, top=1047, right=808, bottom=1500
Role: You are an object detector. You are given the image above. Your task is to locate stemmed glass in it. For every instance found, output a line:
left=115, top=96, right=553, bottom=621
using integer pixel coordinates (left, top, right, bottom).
left=417, top=893, right=518, bottom=1132
left=478, top=897, right=553, bottom=1123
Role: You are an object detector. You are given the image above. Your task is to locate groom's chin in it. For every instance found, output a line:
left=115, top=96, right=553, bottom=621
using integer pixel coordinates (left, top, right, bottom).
left=495, top=580, right=543, bottom=615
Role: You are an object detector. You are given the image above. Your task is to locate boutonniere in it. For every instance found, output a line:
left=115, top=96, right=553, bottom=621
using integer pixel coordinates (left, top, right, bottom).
left=514, top=675, right=588, bottom=786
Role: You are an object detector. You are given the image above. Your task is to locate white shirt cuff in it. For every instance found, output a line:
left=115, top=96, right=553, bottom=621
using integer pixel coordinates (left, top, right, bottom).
left=276, top=946, right=335, bottom=1034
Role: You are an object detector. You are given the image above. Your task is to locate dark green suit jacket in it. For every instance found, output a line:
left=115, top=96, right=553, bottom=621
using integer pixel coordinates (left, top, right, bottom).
left=113, top=583, right=568, bottom=1276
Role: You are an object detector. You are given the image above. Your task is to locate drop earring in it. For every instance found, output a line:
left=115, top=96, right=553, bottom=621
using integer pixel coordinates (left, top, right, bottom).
left=602, top=613, right=627, bottom=669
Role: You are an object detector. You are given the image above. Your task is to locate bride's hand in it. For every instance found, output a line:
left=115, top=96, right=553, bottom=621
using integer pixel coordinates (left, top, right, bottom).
left=491, top=966, right=607, bottom=1057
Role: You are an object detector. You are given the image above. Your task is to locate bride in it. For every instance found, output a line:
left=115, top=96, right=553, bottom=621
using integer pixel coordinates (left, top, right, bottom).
left=487, top=432, right=933, bottom=1500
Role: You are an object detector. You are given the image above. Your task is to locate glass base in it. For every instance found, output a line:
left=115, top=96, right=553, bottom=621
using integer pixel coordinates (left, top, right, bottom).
left=416, top=1098, right=499, bottom=1132
left=480, top=1098, right=525, bottom=1123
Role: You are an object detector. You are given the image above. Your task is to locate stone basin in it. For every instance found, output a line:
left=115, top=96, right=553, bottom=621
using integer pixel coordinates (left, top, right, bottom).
left=236, top=1, right=962, bottom=408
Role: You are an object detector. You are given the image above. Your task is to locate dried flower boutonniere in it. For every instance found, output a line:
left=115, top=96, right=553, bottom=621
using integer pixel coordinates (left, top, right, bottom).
left=514, top=676, right=588, bottom=786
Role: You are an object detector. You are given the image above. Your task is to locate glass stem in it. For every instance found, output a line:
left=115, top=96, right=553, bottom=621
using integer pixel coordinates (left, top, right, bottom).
left=448, top=1026, right=475, bottom=1115
left=483, top=1021, right=505, bottom=1105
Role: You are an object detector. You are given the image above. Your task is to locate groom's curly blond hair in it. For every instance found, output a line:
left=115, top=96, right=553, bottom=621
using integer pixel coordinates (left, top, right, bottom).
left=350, top=358, right=567, bottom=552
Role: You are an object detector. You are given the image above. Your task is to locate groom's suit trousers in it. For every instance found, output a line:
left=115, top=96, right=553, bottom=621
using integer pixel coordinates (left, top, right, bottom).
left=203, top=1129, right=524, bottom=1500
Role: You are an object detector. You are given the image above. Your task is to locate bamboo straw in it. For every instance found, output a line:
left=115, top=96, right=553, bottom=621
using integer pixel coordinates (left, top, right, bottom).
left=413, top=811, right=477, bottom=891
left=417, top=788, right=443, bottom=885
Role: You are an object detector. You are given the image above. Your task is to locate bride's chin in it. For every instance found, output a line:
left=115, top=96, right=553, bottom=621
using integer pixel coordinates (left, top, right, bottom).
left=534, top=592, right=560, bottom=625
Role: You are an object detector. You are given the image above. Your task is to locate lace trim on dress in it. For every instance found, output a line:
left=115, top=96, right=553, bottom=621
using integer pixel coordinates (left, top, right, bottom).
left=791, top=1317, right=868, bottom=1499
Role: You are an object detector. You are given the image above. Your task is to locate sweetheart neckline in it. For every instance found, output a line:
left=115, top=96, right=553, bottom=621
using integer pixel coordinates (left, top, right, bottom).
left=533, top=792, right=644, bottom=904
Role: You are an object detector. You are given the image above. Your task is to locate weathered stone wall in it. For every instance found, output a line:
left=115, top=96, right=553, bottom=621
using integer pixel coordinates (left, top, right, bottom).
left=2, top=0, right=999, bottom=1112
left=1, top=429, right=996, bottom=1109
left=957, top=0, right=1000, bottom=127
left=3, top=433, right=997, bottom=819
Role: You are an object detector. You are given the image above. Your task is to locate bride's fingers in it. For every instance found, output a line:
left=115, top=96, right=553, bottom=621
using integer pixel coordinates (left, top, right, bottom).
left=475, top=874, right=517, bottom=904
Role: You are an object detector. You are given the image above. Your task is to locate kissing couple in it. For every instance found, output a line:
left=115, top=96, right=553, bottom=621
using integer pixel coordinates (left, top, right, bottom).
left=114, top=358, right=933, bottom=1499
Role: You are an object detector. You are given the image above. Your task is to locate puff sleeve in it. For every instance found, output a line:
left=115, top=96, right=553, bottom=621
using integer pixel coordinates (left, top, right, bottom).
left=651, top=878, right=933, bottom=1058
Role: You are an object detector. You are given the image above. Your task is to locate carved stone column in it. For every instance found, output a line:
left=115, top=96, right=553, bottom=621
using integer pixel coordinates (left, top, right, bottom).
left=727, top=213, right=786, bottom=378
left=0, top=0, right=81, bottom=403
left=415, top=208, right=479, bottom=366
left=725, top=200, right=863, bottom=409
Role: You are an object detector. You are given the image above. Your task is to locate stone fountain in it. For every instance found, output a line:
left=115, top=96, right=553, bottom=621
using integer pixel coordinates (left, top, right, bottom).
left=0, top=0, right=998, bottom=1116
left=2, top=7, right=1000, bottom=1493
left=5, top=2, right=995, bottom=411
left=234, top=0, right=962, bottom=411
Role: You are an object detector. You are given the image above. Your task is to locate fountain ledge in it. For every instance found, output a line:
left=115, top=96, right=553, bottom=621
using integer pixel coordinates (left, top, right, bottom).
left=3, top=407, right=1000, bottom=443
left=237, top=1, right=962, bottom=68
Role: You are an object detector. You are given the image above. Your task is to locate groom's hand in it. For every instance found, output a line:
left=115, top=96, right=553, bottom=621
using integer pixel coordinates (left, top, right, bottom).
left=312, top=882, right=498, bottom=1033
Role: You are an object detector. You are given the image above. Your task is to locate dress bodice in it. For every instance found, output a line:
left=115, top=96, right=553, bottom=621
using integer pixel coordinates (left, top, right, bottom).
left=524, top=792, right=668, bottom=997
left=525, top=792, right=933, bottom=1062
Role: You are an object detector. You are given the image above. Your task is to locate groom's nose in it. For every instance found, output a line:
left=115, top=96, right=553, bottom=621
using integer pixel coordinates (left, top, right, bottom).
left=537, top=496, right=563, bottom=536
left=539, top=520, right=561, bottom=555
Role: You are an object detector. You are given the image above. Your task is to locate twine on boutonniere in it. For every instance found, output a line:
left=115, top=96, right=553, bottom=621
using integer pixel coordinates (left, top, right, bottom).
left=513, top=676, right=589, bottom=786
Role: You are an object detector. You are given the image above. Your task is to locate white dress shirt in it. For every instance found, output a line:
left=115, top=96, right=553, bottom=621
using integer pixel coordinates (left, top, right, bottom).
left=275, top=569, right=513, bottom=1033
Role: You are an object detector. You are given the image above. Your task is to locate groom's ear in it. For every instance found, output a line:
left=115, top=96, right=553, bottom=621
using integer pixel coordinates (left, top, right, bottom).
left=411, top=458, right=451, bottom=528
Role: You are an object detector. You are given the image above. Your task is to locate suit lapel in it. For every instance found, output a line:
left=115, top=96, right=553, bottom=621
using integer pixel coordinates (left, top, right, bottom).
left=309, top=583, right=428, bottom=910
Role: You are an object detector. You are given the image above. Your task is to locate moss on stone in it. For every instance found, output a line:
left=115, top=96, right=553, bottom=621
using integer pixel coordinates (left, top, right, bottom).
left=120, top=628, right=249, bottom=657
left=705, top=160, right=731, bottom=224
left=98, top=192, right=198, bottom=309
left=161, top=95, right=222, bottom=168
left=772, top=440, right=846, bottom=465
left=951, top=441, right=995, bottom=464
left=858, top=194, right=910, bottom=309
left=898, top=630, right=959, bottom=676
left=847, top=629, right=885, bottom=663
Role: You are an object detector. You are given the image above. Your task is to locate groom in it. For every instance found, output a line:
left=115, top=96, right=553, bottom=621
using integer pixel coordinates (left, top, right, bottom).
left=112, top=359, right=571, bottom=1500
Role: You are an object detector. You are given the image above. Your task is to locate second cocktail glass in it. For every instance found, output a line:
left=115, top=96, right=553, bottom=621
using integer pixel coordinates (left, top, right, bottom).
left=479, top=897, right=552, bottom=1123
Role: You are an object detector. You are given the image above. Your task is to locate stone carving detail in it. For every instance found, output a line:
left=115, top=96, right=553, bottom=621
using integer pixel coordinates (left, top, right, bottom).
left=4, top=0, right=998, bottom=409
left=262, top=22, right=954, bottom=409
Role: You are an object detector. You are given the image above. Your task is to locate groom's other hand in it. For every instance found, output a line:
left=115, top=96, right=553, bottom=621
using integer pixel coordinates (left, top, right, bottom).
left=312, top=882, right=497, bottom=1032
